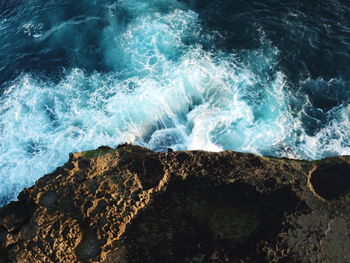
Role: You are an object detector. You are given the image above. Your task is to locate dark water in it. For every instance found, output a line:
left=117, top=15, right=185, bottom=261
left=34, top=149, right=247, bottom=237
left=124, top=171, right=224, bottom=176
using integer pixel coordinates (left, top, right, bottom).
left=0, top=0, right=349, bottom=205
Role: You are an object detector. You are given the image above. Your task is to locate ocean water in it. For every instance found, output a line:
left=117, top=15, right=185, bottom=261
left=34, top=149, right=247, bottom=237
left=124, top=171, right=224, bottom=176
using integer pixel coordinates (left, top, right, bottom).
left=0, top=0, right=349, bottom=205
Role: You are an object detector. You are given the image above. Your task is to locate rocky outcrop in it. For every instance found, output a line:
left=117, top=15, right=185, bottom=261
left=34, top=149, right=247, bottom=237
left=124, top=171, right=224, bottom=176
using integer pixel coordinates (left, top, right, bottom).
left=0, top=144, right=350, bottom=263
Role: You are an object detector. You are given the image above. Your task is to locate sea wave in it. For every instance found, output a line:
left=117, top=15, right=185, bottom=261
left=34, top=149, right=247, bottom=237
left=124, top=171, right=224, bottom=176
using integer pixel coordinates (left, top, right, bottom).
left=0, top=0, right=349, bottom=205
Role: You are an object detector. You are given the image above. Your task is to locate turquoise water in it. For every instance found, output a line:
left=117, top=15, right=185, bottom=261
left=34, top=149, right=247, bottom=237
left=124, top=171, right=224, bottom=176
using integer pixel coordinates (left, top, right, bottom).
left=0, top=0, right=349, bottom=205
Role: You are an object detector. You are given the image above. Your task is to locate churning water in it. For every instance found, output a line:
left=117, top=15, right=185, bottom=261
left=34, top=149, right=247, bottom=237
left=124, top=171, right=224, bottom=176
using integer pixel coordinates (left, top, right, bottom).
left=0, top=0, right=350, bottom=205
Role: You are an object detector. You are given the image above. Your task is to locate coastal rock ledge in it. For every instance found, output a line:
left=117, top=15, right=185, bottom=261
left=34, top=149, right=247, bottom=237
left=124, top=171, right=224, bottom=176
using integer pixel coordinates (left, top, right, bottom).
left=1, top=145, right=350, bottom=263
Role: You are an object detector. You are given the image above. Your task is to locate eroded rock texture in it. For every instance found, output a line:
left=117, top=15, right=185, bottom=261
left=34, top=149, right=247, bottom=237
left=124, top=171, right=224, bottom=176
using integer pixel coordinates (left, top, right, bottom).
left=0, top=145, right=350, bottom=262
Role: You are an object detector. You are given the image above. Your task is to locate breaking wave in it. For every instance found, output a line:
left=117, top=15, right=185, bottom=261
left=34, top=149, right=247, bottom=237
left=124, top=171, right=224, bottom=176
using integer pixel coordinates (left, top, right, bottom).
left=0, top=0, right=349, bottom=205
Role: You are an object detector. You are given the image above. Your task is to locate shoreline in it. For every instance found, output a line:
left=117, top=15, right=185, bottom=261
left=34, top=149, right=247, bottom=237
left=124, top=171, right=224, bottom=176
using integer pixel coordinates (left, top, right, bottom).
left=1, top=144, right=349, bottom=262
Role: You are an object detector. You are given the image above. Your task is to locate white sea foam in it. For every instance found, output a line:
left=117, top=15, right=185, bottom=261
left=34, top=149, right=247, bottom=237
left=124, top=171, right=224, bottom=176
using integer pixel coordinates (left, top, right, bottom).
left=294, top=104, right=350, bottom=159
left=1, top=1, right=349, bottom=205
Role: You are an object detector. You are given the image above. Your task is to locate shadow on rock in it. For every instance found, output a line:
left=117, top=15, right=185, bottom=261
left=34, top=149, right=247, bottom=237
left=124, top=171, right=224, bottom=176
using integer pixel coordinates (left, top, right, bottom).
left=122, top=177, right=300, bottom=263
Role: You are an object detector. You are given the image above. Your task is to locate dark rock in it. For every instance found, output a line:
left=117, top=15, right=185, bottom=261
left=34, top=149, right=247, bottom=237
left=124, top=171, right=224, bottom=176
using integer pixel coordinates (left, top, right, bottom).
left=76, top=232, right=101, bottom=262
left=167, top=148, right=173, bottom=153
left=310, top=161, right=350, bottom=200
left=0, top=246, right=8, bottom=263
left=78, top=159, right=91, bottom=169
left=123, top=179, right=299, bottom=263
left=38, top=191, right=59, bottom=208
left=0, top=201, right=35, bottom=233
left=0, top=146, right=349, bottom=262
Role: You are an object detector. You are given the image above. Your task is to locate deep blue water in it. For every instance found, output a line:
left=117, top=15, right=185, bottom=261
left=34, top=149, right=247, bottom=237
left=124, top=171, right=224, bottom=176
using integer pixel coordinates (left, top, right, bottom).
left=0, top=0, right=350, bottom=205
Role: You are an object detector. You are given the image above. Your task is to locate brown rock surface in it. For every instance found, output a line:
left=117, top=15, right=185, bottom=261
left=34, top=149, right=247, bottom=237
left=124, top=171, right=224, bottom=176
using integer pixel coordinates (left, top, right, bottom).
left=0, top=144, right=350, bottom=262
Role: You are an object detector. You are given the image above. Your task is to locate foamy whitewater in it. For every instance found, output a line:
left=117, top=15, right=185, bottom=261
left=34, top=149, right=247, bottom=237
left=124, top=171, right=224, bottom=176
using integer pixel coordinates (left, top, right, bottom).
left=0, top=0, right=350, bottom=205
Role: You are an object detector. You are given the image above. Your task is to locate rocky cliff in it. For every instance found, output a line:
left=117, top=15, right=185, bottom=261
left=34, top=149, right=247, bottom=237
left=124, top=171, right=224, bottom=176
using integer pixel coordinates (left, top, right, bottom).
left=0, top=144, right=350, bottom=263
